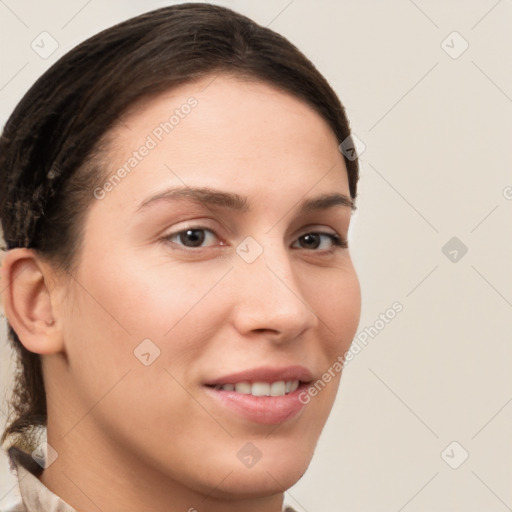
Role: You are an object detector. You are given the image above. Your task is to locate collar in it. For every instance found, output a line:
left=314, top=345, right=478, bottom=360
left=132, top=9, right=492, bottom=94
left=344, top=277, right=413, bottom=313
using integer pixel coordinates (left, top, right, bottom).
left=7, top=447, right=76, bottom=512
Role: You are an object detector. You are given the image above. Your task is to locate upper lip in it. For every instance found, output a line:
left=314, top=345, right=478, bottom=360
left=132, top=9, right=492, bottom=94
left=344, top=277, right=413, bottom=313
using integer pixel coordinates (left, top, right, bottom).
left=204, top=365, right=314, bottom=386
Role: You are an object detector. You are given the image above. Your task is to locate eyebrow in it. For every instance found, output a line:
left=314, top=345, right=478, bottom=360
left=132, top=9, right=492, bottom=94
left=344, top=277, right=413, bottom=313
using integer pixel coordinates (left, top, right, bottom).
left=137, top=186, right=355, bottom=214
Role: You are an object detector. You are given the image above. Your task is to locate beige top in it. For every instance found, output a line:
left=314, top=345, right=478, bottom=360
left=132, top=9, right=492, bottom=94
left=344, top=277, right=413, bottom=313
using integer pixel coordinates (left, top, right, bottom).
left=1, top=448, right=75, bottom=512
left=1, top=447, right=297, bottom=512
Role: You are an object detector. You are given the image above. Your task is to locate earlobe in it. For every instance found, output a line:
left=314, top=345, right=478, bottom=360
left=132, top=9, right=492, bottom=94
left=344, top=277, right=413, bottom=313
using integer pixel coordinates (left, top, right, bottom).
left=1, top=248, right=65, bottom=355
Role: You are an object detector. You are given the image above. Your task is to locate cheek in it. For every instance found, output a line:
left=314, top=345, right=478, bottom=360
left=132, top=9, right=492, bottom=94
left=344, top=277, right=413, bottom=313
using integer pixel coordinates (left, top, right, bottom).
left=59, top=259, right=226, bottom=445
left=75, top=245, right=226, bottom=330
left=307, top=262, right=361, bottom=356
left=64, top=250, right=233, bottom=384
left=292, top=262, right=360, bottom=413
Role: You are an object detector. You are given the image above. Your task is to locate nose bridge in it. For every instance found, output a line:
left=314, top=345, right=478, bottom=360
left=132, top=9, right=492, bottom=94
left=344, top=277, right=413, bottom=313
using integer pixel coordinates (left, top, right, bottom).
left=231, top=235, right=318, bottom=338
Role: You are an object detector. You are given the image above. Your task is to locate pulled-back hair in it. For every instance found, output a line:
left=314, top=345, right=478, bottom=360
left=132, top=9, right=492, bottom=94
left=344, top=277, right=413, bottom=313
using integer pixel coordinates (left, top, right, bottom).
left=0, top=2, right=359, bottom=450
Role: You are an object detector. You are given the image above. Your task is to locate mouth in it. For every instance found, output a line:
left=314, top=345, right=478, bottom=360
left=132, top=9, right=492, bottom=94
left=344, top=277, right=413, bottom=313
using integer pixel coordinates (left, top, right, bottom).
left=208, top=379, right=300, bottom=396
left=203, top=366, right=313, bottom=425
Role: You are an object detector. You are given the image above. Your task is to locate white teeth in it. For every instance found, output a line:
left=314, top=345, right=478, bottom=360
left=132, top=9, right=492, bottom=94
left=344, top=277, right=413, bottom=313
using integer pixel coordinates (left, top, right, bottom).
left=216, top=380, right=300, bottom=396
left=234, top=382, right=251, bottom=394
left=270, top=381, right=286, bottom=396
left=251, top=382, right=270, bottom=396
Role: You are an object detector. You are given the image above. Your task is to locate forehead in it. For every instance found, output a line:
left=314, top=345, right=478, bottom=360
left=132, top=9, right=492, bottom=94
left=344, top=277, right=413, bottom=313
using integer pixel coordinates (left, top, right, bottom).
left=95, top=74, right=349, bottom=211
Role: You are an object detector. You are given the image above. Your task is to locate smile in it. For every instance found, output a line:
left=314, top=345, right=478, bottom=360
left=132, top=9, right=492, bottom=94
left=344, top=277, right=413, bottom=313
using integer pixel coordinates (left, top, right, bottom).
left=210, top=380, right=300, bottom=396
left=203, top=366, right=313, bottom=424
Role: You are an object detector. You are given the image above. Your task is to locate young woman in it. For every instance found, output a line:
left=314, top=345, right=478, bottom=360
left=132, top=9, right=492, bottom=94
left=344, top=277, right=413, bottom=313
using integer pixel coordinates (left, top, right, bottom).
left=0, top=3, right=361, bottom=511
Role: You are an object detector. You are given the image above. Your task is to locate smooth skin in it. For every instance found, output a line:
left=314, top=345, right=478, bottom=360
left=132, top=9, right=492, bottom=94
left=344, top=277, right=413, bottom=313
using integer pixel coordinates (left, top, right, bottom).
left=1, top=74, right=361, bottom=512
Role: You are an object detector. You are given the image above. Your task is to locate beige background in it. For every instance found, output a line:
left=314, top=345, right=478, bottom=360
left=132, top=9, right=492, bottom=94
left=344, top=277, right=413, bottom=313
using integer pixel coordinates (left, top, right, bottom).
left=1, top=1, right=511, bottom=510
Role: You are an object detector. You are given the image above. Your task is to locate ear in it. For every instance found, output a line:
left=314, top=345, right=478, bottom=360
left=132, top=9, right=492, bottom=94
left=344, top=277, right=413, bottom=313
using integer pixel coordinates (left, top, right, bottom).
left=1, top=248, right=65, bottom=355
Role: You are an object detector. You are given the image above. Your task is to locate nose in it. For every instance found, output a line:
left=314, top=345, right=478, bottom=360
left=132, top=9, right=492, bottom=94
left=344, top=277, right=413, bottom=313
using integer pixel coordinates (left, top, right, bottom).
left=230, top=241, right=319, bottom=343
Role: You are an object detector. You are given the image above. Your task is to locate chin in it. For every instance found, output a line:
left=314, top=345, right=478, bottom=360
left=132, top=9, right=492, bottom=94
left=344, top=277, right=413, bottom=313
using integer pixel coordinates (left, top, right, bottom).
left=209, top=457, right=311, bottom=500
left=198, top=438, right=315, bottom=500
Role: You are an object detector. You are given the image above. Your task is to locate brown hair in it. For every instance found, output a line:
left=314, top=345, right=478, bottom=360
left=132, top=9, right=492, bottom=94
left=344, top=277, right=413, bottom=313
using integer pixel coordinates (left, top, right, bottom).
left=0, top=2, right=359, bottom=450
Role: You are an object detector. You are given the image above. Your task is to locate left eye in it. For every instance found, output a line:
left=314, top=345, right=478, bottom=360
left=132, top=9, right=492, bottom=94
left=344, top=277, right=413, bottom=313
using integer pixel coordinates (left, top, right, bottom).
left=292, top=232, right=346, bottom=250
left=164, top=228, right=219, bottom=248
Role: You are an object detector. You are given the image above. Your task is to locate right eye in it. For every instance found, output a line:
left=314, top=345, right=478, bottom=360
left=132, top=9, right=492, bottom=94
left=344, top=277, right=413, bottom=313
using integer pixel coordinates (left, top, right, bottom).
left=161, top=227, right=223, bottom=249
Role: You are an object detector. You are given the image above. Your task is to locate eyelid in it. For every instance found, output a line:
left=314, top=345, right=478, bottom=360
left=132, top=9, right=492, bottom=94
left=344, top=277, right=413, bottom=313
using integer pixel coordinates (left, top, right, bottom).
left=160, top=217, right=223, bottom=237
left=295, top=223, right=348, bottom=242
left=292, top=231, right=348, bottom=250
left=161, top=225, right=224, bottom=248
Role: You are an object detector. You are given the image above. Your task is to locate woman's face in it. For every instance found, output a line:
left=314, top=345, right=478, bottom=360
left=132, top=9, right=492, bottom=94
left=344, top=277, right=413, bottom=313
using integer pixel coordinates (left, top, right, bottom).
left=52, top=74, right=361, bottom=497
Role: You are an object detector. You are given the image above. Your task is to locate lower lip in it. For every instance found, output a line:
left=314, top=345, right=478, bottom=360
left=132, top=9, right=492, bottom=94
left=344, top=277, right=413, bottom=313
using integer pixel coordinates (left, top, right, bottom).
left=204, top=384, right=309, bottom=425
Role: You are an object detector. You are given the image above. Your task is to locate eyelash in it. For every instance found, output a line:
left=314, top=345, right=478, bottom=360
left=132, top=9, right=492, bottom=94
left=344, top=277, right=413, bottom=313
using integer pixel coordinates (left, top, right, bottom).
left=161, top=227, right=348, bottom=252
